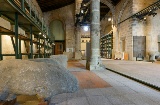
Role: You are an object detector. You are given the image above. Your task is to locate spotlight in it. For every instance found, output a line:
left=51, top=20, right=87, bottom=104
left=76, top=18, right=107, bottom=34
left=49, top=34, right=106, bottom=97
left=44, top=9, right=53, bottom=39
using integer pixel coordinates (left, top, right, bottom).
left=39, top=32, right=42, bottom=35
left=152, top=12, right=157, bottom=17
left=148, top=12, right=157, bottom=17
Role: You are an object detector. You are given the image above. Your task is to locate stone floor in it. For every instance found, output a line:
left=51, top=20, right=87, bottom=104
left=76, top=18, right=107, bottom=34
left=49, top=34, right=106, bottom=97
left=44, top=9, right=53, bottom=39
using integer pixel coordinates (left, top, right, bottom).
left=50, top=60, right=160, bottom=105
left=102, top=59, right=160, bottom=87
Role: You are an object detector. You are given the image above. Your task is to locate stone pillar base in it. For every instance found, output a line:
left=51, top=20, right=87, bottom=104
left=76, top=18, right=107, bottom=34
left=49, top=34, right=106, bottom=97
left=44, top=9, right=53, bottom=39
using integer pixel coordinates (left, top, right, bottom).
left=74, top=51, right=82, bottom=60
left=89, top=65, right=106, bottom=71
left=86, top=60, right=105, bottom=70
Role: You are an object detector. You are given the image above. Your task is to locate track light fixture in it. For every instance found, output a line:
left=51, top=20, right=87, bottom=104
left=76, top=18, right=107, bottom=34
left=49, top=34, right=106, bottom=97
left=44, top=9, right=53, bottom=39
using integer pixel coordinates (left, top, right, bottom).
left=134, top=1, right=159, bottom=20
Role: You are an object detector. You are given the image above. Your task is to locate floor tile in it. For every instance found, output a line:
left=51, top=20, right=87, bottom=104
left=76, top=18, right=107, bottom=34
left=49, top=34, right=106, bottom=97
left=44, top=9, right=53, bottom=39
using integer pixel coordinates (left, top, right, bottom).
left=67, top=97, right=89, bottom=105
left=87, top=96, right=112, bottom=105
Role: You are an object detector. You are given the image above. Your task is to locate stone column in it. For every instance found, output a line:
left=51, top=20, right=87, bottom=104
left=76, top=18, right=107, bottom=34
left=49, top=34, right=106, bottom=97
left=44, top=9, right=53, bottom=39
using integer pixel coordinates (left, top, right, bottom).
left=75, top=0, right=82, bottom=16
left=74, top=0, right=82, bottom=59
left=88, top=0, right=104, bottom=70
left=75, top=26, right=81, bottom=52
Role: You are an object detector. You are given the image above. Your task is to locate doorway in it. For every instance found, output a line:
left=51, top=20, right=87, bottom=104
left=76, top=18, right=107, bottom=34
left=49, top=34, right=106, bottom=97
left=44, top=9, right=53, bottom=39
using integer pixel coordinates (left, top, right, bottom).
left=54, top=42, right=65, bottom=55
left=49, top=20, right=65, bottom=55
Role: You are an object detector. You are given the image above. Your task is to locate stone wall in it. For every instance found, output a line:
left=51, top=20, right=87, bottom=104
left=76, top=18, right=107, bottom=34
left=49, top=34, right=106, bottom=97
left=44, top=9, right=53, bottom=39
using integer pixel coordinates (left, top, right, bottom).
left=43, top=4, right=76, bottom=51
left=114, top=0, right=133, bottom=60
left=100, top=0, right=133, bottom=60
left=29, top=0, right=43, bottom=17
left=101, top=0, right=160, bottom=60
left=132, top=0, right=160, bottom=60
left=24, top=0, right=43, bottom=19
left=132, top=0, right=156, bottom=14
left=100, top=12, right=112, bottom=36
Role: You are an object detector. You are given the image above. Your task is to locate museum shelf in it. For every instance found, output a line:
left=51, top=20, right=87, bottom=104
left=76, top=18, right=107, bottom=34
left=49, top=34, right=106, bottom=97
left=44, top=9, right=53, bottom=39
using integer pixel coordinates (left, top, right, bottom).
left=100, top=31, right=113, bottom=59
left=0, top=0, right=54, bottom=60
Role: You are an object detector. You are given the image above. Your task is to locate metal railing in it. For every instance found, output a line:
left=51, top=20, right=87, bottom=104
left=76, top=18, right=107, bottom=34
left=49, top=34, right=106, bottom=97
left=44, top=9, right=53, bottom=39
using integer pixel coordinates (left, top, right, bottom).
left=11, top=0, right=48, bottom=36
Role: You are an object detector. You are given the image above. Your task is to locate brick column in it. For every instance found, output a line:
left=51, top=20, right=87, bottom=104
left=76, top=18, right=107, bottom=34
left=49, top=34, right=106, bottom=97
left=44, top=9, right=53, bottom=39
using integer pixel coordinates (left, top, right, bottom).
left=89, top=0, right=104, bottom=70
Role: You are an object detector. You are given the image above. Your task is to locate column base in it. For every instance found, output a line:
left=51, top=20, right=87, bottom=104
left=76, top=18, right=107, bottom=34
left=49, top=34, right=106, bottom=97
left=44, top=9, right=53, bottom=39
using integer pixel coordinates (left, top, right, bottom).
left=86, top=60, right=105, bottom=71
left=89, top=65, right=106, bottom=71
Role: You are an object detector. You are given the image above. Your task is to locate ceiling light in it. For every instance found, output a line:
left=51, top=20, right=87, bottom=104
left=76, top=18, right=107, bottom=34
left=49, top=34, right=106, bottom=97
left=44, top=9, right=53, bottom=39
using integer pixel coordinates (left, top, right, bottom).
left=83, top=26, right=89, bottom=31
left=108, top=17, right=112, bottom=22
left=81, top=10, right=84, bottom=13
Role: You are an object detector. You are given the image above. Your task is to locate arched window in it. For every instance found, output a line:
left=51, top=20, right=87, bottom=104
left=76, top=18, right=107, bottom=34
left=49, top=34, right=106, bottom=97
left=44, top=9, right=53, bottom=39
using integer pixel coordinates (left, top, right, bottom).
left=49, top=20, right=64, bottom=40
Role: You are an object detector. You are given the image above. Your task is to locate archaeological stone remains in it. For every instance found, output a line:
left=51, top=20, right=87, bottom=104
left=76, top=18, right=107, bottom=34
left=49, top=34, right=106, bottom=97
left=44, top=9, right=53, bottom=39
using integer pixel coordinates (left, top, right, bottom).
left=0, top=59, right=78, bottom=100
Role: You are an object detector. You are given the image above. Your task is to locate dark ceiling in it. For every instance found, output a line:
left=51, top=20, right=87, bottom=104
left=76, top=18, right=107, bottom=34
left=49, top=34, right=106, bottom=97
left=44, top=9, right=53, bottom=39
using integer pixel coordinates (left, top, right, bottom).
left=36, top=0, right=121, bottom=25
left=36, top=0, right=75, bottom=12
left=37, top=0, right=121, bottom=12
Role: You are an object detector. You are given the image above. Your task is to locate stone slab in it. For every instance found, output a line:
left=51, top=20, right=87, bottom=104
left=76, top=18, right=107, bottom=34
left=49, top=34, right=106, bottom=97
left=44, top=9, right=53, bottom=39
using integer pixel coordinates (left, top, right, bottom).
left=50, top=55, right=68, bottom=68
left=0, top=59, right=78, bottom=100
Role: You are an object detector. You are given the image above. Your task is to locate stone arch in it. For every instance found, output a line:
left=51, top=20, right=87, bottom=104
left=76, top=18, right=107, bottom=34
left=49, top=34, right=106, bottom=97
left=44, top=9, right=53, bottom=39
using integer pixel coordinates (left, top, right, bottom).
left=115, top=0, right=130, bottom=53
left=49, top=19, right=65, bottom=41
left=100, top=0, right=115, bottom=24
left=43, top=11, right=66, bottom=30
left=116, top=0, right=130, bottom=42
left=100, top=0, right=115, bottom=36
left=117, top=0, right=130, bottom=24
left=100, top=0, right=115, bottom=16
left=48, top=17, right=66, bottom=32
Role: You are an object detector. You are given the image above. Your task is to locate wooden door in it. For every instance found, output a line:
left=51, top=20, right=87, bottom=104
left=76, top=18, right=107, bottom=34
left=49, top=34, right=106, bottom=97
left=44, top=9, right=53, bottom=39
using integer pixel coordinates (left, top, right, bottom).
left=55, top=42, right=63, bottom=55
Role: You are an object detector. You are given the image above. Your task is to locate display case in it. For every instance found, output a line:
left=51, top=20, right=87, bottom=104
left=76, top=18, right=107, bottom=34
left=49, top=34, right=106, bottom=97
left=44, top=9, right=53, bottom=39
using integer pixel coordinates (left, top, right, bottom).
left=0, top=0, right=54, bottom=60
left=100, top=32, right=113, bottom=59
